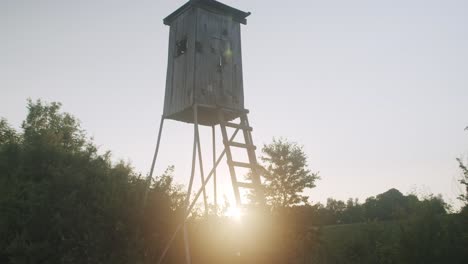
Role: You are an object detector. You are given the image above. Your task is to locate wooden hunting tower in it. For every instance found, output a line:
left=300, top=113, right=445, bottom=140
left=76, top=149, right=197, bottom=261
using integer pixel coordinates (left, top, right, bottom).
left=152, top=2, right=266, bottom=262
left=163, top=0, right=250, bottom=125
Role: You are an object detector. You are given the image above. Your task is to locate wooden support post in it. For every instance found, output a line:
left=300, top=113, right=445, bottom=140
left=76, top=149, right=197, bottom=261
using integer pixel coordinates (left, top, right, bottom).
left=143, top=116, right=165, bottom=206
left=157, top=128, right=241, bottom=264
left=194, top=106, right=209, bottom=216
left=185, top=106, right=198, bottom=207
left=184, top=129, right=240, bottom=219
left=212, top=125, right=217, bottom=210
left=183, top=225, right=191, bottom=264
left=182, top=105, right=201, bottom=264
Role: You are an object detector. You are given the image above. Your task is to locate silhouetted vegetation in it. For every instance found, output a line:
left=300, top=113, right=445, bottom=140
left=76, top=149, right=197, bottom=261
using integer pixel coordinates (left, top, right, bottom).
left=0, top=100, right=187, bottom=263
left=252, top=138, right=320, bottom=207
left=457, top=158, right=468, bottom=206
left=1, top=100, right=467, bottom=263
left=306, top=188, right=447, bottom=225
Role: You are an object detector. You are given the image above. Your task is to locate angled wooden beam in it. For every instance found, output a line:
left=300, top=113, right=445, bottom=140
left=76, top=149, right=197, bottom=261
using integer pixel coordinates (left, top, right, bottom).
left=157, top=127, right=240, bottom=264
left=143, top=116, right=165, bottom=206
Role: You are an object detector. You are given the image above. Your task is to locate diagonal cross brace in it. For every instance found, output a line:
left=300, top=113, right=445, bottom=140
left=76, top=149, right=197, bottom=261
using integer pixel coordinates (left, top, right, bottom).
left=157, top=127, right=240, bottom=264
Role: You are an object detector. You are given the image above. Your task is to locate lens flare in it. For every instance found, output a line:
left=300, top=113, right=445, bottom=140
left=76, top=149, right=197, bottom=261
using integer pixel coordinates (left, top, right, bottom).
left=225, top=207, right=242, bottom=221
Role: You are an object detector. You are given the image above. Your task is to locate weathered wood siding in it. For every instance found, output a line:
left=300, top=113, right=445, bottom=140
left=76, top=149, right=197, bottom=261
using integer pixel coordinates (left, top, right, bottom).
left=194, top=8, right=244, bottom=110
left=163, top=6, right=245, bottom=122
left=163, top=8, right=196, bottom=118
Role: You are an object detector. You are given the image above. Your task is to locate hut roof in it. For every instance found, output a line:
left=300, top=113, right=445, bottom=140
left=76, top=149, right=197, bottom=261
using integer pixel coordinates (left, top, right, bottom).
left=163, top=0, right=251, bottom=25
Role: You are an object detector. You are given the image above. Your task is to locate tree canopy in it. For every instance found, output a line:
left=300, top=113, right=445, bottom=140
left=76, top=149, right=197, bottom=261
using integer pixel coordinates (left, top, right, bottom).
left=257, top=138, right=319, bottom=207
left=456, top=158, right=468, bottom=205
left=0, top=99, right=186, bottom=263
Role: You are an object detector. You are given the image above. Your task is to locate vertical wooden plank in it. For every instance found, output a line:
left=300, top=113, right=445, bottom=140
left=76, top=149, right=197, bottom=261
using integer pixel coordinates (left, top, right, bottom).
left=194, top=9, right=204, bottom=106
left=212, top=125, right=217, bottom=207
left=172, top=11, right=189, bottom=114
left=222, top=16, right=234, bottom=109
left=197, top=8, right=227, bottom=108
left=204, top=10, right=216, bottom=104
left=163, top=23, right=177, bottom=116
left=184, top=8, right=197, bottom=111
left=210, top=12, right=222, bottom=107
left=232, top=23, right=244, bottom=110
left=194, top=9, right=205, bottom=106
left=171, top=16, right=181, bottom=115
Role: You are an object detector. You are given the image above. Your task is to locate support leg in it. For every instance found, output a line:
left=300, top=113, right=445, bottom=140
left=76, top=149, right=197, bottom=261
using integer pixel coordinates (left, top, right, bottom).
left=157, top=128, right=241, bottom=264
left=195, top=106, right=209, bottom=216
left=196, top=139, right=209, bottom=216
left=183, top=225, right=191, bottom=264
left=181, top=105, right=201, bottom=264
left=212, top=125, right=217, bottom=210
left=143, top=116, right=165, bottom=206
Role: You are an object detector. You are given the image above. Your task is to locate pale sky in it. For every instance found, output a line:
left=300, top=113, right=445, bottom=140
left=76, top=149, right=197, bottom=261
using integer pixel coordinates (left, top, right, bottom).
left=1, top=0, right=467, bottom=208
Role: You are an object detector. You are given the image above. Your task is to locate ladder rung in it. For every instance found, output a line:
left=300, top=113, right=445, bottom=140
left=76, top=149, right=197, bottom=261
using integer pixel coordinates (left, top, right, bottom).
left=225, top=141, right=256, bottom=150
left=229, top=161, right=254, bottom=168
left=223, top=122, right=252, bottom=131
left=236, top=182, right=255, bottom=188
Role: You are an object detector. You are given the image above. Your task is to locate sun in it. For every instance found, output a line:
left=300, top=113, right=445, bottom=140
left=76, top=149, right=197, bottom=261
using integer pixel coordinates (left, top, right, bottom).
left=225, top=207, right=243, bottom=221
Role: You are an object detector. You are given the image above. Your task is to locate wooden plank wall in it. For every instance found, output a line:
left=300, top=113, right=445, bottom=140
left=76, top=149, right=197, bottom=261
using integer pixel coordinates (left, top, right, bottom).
left=219, top=16, right=233, bottom=109
left=195, top=8, right=244, bottom=111
left=163, top=9, right=196, bottom=117
left=163, top=17, right=176, bottom=116
left=194, top=8, right=220, bottom=107
left=164, top=7, right=245, bottom=119
left=231, top=22, right=244, bottom=110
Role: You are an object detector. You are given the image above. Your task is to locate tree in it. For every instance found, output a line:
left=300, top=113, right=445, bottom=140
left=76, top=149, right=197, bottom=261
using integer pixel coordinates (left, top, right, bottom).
left=257, top=138, right=319, bottom=207
left=456, top=126, right=468, bottom=208
left=372, top=188, right=408, bottom=220
left=0, top=99, right=186, bottom=264
left=457, top=159, right=468, bottom=205
left=0, top=119, right=18, bottom=145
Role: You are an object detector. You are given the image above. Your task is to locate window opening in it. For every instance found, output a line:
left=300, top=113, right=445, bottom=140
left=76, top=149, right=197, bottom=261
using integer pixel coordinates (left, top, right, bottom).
left=175, top=37, right=187, bottom=57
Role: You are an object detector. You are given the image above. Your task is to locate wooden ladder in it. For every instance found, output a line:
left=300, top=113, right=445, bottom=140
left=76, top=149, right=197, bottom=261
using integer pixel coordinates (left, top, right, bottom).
left=218, top=109, right=265, bottom=207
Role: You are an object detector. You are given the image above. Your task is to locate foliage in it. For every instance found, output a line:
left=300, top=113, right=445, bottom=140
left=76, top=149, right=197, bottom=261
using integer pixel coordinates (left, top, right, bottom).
left=313, top=197, right=467, bottom=264
left=0, top=99, right=185, bottom=264
left=398, top=212, right=467, bottom=263
left=315, top=189, right=447, bottom=226
left=1, top=100, right=467, bottom=263
left=456, top=126, right=468, bottom=210
left=257, top=138, right=319, bottom=207
left=456, top=158, right=468, bottom=205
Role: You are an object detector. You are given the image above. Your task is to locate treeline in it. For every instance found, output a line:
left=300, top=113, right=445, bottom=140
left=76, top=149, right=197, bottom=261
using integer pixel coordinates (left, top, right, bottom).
left=270, top=192, right=467, bottom=263
left=300, top=188, right=448, bottom=226
left=1, top=100, right=467, bottom=263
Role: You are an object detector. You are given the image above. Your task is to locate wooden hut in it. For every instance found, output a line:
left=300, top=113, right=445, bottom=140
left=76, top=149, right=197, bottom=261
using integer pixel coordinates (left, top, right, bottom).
left=163, top=0, right=250, bottom=125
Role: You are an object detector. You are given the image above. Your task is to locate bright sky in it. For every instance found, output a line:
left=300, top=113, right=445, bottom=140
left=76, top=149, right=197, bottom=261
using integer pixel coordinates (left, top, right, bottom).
left=1, top=0, right=467, bottom=208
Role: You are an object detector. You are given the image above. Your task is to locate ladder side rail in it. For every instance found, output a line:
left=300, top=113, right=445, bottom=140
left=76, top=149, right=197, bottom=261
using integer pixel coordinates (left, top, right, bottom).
left=143, top=116, right=165, bottom=207
left=218, top=110, right=242, bottom=206
left=240, top=114, right=266, bottom=204
left=212, top=125, right=217, bottom=209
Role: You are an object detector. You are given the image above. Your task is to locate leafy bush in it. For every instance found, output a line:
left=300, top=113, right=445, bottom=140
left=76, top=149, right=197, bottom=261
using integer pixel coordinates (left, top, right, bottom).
left=0, top=100, right=185, bottom=264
